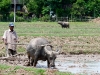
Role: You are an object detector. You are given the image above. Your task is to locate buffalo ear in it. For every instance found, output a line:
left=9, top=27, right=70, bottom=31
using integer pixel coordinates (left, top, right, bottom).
left=53, top=50, right=60, bottom=55
left=45, top=44, right=53, bottom=48
left=54, top=46, right=62, bottom=55
left=38, top=45, right=45, bottom=50
left=50, top=45, right=53, bottom=48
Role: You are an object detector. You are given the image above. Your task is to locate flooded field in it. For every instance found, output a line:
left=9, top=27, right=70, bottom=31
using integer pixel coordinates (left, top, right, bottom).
left=37, top=54, right=100, bottom=74
left=0, top=54, right=100, bottom=75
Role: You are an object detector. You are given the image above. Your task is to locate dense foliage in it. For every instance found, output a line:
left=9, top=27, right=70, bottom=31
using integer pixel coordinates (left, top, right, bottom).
left=0, top=0, right=100, bottom=21
left=0, top=0, right=11, bottom=21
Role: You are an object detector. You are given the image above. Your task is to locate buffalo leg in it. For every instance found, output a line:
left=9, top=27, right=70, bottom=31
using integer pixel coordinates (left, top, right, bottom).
left=47, top=60, right=50, bottom=68
left=31, top=58, right=34, bottom=66
left=68, top=25, right=69, bottom=28
left=33, top=56, right=38, bottom=67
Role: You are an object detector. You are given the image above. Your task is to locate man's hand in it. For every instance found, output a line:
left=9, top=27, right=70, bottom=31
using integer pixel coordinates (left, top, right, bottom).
left=2, top=38, right=8, bottom=45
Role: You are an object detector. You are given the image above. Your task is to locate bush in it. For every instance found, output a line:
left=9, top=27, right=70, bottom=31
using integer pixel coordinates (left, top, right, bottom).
left=39, top=14, right=50, bottom=22
left=16, top=11, right=23, bottom=16
left=9, top=12, right=14, bottom=21
left=30, top=17, right=39, bottom=22
left=9, top=12, right=25, bottom=22
left=0, top=14, right=3, bottom=21
left=16, top=16, right=25, bottom=22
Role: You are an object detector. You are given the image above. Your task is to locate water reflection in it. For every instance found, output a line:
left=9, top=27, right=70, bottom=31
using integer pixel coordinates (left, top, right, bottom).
left=37, top=55, right=100, bottom=74
left=56, top=60, right=100, bottom=74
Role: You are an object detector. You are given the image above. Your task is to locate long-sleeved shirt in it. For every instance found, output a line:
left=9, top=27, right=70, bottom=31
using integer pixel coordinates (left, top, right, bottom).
left=2, top=29, right=18, bottom=50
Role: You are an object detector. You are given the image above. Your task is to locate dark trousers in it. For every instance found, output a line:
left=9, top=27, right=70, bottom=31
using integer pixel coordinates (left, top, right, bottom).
left=8, top=49, right=17, bottom=56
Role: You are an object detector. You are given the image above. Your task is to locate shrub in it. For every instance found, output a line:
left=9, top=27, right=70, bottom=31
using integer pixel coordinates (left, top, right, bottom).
left=39, top=14, right=50, bottom=22
left=16, top=16, right=25, bottom=22
left=9, top=12, right=14, bottom=21
left=9, top=11, right=25, bottom=22
left=30, top=17, right=39, bottom=22
left=0, top=14, right=3, bottom=21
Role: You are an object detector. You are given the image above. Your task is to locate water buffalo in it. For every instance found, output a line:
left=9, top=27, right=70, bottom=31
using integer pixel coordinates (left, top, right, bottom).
left=58, top=21, right=70, bottom=28
left=26, top=37, right=59, bottom=68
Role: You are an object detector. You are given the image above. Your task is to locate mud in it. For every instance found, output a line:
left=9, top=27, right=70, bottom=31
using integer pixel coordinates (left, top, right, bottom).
left=1, top=36, right=100, bottom=75
left=56, top=54, right=100, bottom=74
left=37, top=54, right=100, bottom=75
left=0, top=54, right=100, bottom=75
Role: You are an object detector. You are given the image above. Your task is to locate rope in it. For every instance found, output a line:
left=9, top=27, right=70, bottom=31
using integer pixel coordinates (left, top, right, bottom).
left=8, top=43, right=28, bottom=45
left=65, top=44, right=100, bottom=47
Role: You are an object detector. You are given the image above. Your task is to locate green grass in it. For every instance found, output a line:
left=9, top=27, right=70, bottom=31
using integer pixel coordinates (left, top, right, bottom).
left=0, top=64, right=74, bottom=75
left=0, top=64, right=10, bottom=70
left=0, top=22, right=100, bottom=37
left=0, top=22, right=98, bottom=74
left=1, top=22, right=100, bottom=54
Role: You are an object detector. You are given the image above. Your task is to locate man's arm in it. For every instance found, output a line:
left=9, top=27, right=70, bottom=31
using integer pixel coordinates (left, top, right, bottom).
left=14, top=31, right=18, bottom=42
left=2, top=30, right=7, bottom=45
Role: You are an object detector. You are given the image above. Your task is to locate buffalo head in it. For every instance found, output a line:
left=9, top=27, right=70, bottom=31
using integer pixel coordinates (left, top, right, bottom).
left=41, top=44, right=60, bottom=68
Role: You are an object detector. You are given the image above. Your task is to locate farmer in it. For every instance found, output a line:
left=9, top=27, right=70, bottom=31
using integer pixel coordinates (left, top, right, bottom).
left=2, top=22, right=18, bottom=57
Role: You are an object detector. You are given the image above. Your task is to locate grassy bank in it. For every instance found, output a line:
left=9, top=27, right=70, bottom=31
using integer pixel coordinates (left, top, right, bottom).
left=0, top=64, right=73, bottom=75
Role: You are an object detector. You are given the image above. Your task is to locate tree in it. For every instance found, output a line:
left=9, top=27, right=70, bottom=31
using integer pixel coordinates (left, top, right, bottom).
left=26, top=0, right=44, bottom=18
left=71, top=0, right=86, bottom=19
left=26, top=0, right=38, bottom=13
left=0, top=0, right=11, bottom=21
left=0, top=0, right=100, bottom=22
left=85, top=0, right=100, bottom=17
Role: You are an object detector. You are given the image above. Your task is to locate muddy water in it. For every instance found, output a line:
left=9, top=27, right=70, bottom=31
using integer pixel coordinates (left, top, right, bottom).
left=56, top=60, right=100, bottom=74
left=1, top=54, right=99, bottom=74
left=37, top=54, right=100, bottom=74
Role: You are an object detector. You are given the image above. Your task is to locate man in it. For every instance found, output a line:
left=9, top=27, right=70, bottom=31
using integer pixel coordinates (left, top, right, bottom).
left=2, top=22, right=18, bottom=57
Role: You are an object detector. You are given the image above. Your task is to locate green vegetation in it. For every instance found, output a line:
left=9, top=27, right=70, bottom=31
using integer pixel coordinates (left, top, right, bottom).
left=0, top=64, right=73, bottom=75
left=0, top=22, right=100, bottom=74
left=0, top=0, right=100, bottom=21
left=15, top=22, right=100, bottom=37
left=0, top=22, right=99, bottom=36
left=0, top=64, right=10, bottom=70
left=0, top=22, right=100, bottom=55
